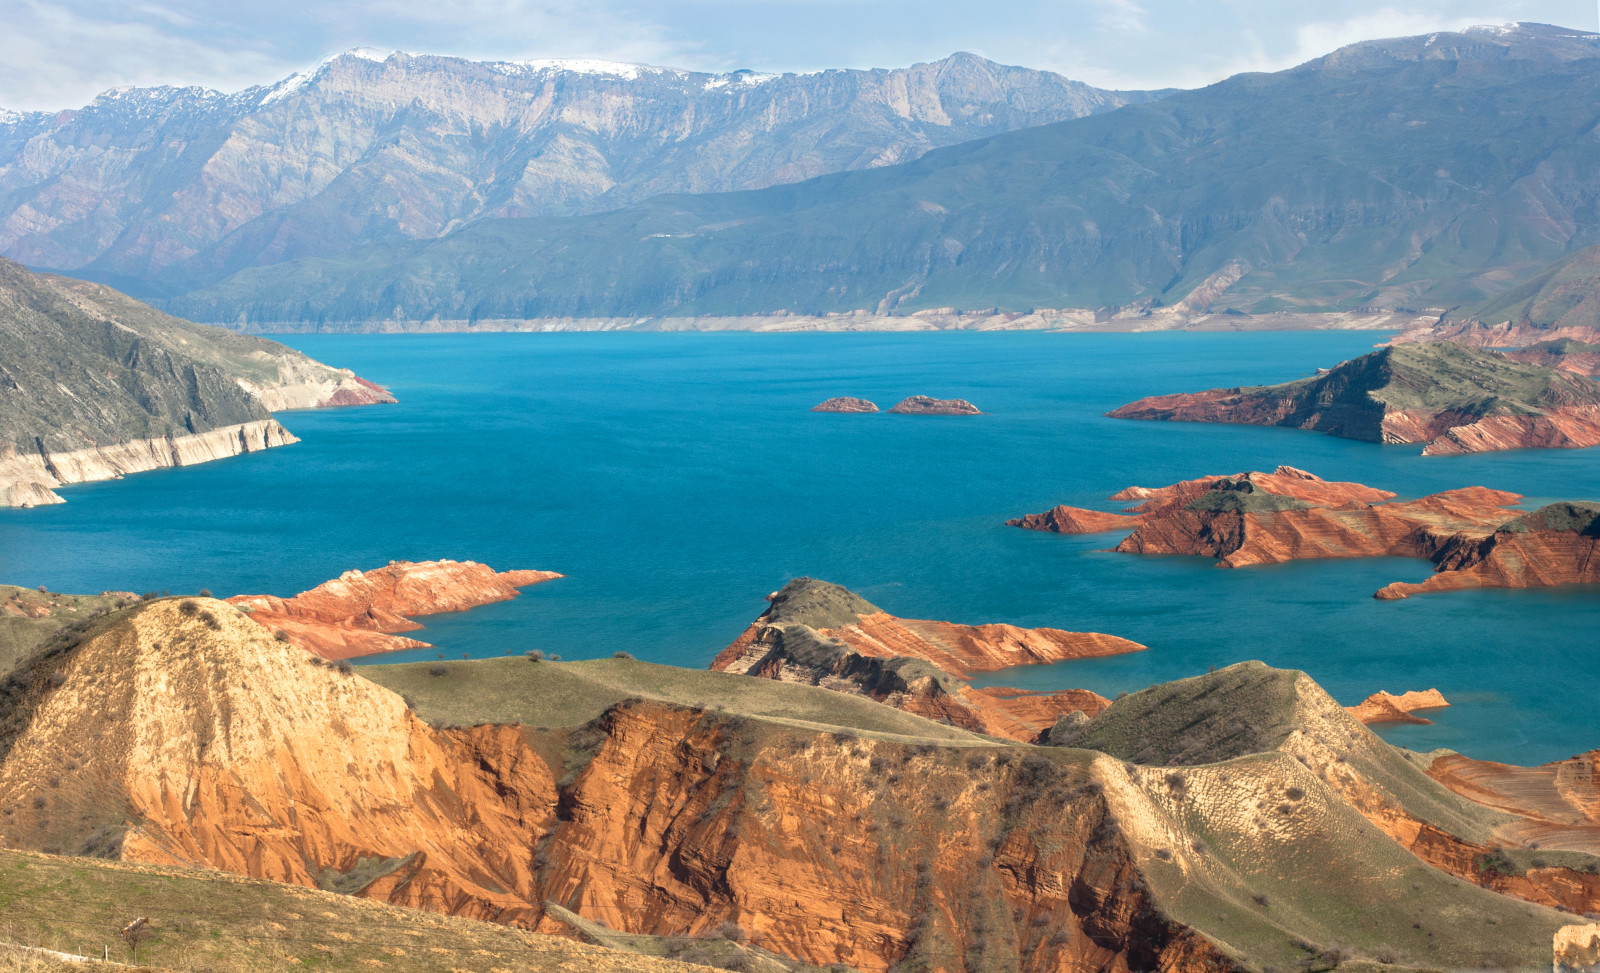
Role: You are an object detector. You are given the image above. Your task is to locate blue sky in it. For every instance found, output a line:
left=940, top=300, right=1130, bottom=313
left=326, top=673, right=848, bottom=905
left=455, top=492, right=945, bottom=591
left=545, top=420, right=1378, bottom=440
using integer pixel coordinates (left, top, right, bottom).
left=1, top=0, right=1596, bottom=110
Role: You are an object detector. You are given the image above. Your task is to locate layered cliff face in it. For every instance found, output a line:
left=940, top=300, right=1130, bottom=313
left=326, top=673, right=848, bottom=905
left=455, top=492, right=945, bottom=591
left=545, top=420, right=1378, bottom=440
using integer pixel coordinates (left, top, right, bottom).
left=710, top=578, right=1141, bottom=740
left=0, top=51, right=1151, bottom=296
left=1109, top=342, right=1600, bottom=455
left=1011, top=466, right=1523, bottom=569
left=0, top=606, right=1578, bottom=972
left=0, top=258, right=392, bottom=506
left=1376, top=502, right=1600, bottom=599
left=228, top=560, right=562, bottom=659
left=1499, top=339, right=1600, bottom=378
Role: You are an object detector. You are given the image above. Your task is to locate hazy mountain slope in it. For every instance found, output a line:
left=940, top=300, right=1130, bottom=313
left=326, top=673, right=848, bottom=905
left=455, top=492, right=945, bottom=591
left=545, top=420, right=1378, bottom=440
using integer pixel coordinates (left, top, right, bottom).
left=0, top=257, right=390, bottom=506
left=0, top=51, right=1157, bottom=297
left=167, top=23, right=1600, bottom=327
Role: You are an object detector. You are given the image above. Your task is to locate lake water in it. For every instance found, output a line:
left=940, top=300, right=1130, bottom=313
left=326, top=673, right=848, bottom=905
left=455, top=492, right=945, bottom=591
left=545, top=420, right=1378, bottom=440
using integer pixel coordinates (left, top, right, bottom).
left=2, top=331, right=1596, bottom=765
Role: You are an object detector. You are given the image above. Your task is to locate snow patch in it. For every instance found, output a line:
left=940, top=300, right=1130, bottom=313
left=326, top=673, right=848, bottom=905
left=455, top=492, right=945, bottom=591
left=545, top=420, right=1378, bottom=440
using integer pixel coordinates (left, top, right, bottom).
left=704, top=70, right=778, bottom=90
left=502, top=58, right=667, bottom=80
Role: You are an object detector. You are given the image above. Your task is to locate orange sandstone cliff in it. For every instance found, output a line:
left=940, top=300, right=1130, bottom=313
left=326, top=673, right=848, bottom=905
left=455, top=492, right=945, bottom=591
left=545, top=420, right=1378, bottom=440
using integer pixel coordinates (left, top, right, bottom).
left=0, top=605, right=1582, bottom=972
left=1377, top=502, right=1600, bottom=599
left=228, top=559, right=562, bottom=658
left=1346, top=689, right=1450, bottom=725
left=710, top=578, right=1141, bottom=741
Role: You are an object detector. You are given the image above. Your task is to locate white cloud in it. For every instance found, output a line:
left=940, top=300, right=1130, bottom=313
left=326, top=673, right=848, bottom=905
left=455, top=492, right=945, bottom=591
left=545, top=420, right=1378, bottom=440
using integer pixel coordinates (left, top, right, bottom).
left=0, top=0, right=292, bottom=109
left=1094, top=0, right=1148, bottom=34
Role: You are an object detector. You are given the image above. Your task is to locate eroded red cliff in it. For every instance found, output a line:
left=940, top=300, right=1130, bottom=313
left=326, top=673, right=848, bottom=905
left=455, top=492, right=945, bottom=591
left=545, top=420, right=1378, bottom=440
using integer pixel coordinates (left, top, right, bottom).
left=1346, top=689, right=1450, bottom=725
left=228, top=559, right=562, bottom=658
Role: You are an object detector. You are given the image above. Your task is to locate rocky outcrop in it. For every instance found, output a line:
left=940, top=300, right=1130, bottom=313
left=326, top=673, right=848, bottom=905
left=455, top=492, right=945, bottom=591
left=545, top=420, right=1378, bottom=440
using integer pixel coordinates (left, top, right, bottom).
left=0, top=258, right=391, bottom=506
left=228, top=560, right=562, bottom=659
left=1557, top=924, right=1600, bottom=973
left=1, top=420, right=298, bottom=507
left=710, top=578, right=1141, bottom=740
left=1428, top=750, right=1600, bottom=854
left=887, top=396, right=982, bottom=415
left=811, top=397, right=879, bottom=413
left=1346, top=689, right=1450, bottom=725
left=1006, top=505, right=1142, bottom=534
left=1376, top=502, right=1600, bottom=599
left=1109, top=342, right=1600, bottom=454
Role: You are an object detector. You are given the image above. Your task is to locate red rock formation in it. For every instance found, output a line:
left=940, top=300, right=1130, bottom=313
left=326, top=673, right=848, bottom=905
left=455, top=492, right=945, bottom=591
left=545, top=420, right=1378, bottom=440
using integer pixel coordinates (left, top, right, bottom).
left=1346, top=689, right=1450, bottom=725
left=1376, top=502, right=1600, bottom=599
left=1498, top=340, right=1600, bottom=378
left=711, top=579, right=1142, bottom=741
left=1006, top=505, right=1142, bottom=534
left=228, top=559, right=562, bottom=659
left=812, top=397, right=880, bottom=412
left=1417, top=406, right=1600, bottom=455
left=1428, top=751, right=1600, bottom=855
left=1109, top=342, right=1600, bottom=455
left=887, top=396, right=982, bottom=415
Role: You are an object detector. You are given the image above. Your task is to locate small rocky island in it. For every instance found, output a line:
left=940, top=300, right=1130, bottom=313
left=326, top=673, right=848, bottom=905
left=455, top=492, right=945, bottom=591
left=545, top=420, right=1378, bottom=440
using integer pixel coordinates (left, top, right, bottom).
left=1108, top=341, right=1600, bottom=454
left=811, top=397, right=880, bottom=412
left=888, top=395, right=983, bottom=415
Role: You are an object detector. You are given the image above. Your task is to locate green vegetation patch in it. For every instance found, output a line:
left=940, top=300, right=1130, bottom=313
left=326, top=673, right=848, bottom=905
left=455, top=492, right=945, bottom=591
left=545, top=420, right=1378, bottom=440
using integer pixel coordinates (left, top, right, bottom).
left=0, top=587, right=129, bottom=676
left=0, top=848, right=699, bottom=973
left=1186, top=480, right=1314, bottom=514
left=545, top=902, right=851, bottom=973
left=1500, top=501, right=1600, bottom=536
left=360, top=657, right=986, bottom=744
left=762, top=578, right=880, bottom=630
left=1373, top=342, right=1600, bottom=413
left=1061, top=661, right=1302, bottom=765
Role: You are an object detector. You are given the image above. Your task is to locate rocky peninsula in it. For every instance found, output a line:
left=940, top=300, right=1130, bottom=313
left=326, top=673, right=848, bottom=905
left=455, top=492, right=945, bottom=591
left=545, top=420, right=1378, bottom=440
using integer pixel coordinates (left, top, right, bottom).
left=1347, top=689, right=1451, bottom=725
left=0, top=257, right=394, bottom=506
left=710, top=577, right=1142, bottom=740
left=229, top=559, right=562, bottom=658
left=1012, top=467, right=1600, bottom=599
left=811, top=397, right=879, bottom=412
left=1109, top=341, right=1600, bottom=455
left=888, top=395, right=983, bottom=415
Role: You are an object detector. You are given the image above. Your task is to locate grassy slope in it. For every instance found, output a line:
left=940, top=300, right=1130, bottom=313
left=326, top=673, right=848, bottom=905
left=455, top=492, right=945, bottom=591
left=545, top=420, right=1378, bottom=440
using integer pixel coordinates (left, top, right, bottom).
left=0, top=848, right=705, bottom=973
left=361, top=657, right=988, bottom=744
left=545, top=903, right=843, bottom=973
left=0, top=587, right=127, bottom=676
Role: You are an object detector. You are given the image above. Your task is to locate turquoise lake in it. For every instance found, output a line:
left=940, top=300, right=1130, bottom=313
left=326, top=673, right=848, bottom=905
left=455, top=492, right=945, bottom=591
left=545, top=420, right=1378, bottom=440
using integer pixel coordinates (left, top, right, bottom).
left=2, top=331, right=1597, bottom=765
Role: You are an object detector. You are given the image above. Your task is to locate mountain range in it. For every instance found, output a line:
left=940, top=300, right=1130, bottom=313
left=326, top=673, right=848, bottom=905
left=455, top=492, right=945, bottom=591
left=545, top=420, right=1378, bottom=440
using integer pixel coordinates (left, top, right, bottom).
left=134, top=22, right=1600, bottom=330
left=0, top=50, right=1154, bottom=301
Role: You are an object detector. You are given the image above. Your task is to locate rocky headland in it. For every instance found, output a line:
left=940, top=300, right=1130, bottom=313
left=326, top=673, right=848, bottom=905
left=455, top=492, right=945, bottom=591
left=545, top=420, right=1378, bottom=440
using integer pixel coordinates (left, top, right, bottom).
left=710, top=577, right=1142, bottom=740
left=1011, top=467, right=1600, bottom=599
left=1347, top=689, right=1451, bottom=725
left=0, top=258, right=394, bottom=506
left=1499, top=338, right=1600, bottom=377
left=1109, top=341, right=1600, bottom=455
left=0, top=594, right=1591, bottom=972
left=228, top=559, right=562, bottom=658
left=887, top=396, right=983, bottom=415
left=1376, top=502, right=1600, bottom=599
left=811, top=397, right=879, bottom=413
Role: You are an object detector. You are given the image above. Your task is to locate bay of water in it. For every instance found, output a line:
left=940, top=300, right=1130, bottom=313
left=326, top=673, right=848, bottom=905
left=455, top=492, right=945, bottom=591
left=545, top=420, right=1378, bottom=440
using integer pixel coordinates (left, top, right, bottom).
left=2, top=331, right=1596, bottom=765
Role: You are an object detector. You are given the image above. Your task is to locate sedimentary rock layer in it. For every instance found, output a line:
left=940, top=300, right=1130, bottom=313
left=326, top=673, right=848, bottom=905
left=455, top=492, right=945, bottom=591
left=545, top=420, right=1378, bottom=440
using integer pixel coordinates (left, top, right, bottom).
left=1429, top=750, right=1600, bottom=855
left=229, top=560, right=562, bottom=659
left=1, top=420, right=298, bottom=507
left=1109, top=342, right=1600, bottom=455
left=711, top=578, right=1141, bottom=740
left=1346, top=689, right=1450, bottom=725
left=1377, top=502, right=1600, bottom=599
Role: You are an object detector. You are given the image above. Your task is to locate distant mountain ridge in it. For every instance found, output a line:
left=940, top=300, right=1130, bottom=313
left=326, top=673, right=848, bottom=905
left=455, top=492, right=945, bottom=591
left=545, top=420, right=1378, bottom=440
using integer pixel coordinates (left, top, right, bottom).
left=157, top=22, right=1600, bottom=329
left=0, top=50, right=1158, bottom=298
